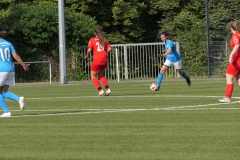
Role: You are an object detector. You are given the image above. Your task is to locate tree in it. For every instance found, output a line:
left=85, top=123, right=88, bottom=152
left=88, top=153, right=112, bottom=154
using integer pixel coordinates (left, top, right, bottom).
left=0, top=1, right=97, bottom=80
left=209, top=0, right=240, bottom=41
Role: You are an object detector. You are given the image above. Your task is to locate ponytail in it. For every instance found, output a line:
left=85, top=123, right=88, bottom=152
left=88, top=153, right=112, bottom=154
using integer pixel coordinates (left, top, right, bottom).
left=95, top=28, right=108, bottom=46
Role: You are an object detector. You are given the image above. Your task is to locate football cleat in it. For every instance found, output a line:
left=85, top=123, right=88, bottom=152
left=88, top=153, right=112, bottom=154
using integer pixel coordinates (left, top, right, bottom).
left=98, top=90, right=104, bottom=97
left=0, top=112, right=11, bottom=118
left=186, top=77, right=191, bottom=87
left=105, top=89, right=111, bottom=96
left=19, top=97, right=25, bottom=111
left=155, top=86, right=160, bottom=91
left=218, top=97, right=231, bottom=103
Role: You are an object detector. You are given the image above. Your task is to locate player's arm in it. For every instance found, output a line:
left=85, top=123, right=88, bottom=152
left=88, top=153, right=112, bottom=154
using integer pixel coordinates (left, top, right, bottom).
left=86, top=48, right=92, bottom=58
left=107, top=44, right=111, bottom=53
left=163, top=47, right=172, bottom=56
left=12, top=52, right=29, bottom=71
left=158, top=47, right=172, bottom=57
left=229, top=44, right=240, bottom=63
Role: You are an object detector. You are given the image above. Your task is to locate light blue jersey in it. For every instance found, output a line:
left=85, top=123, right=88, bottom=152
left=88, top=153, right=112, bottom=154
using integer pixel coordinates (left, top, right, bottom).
left=165, top=40, right=180, bottom=62
left=0, top=39, right=15, bottom=72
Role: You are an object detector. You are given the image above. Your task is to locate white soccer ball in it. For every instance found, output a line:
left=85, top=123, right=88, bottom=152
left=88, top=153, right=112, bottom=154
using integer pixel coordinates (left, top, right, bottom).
left=150, top=83, right=158, bottom=91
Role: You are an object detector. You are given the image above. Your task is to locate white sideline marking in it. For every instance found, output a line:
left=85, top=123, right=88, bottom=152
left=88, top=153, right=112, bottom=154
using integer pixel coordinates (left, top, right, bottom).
left=176, top=108, right=240, bottom=110
left=26, top=95, right=240, bottom=100
left=8, top=100, right=240, bottom=118
left=131, top=81, right=223, bottom=86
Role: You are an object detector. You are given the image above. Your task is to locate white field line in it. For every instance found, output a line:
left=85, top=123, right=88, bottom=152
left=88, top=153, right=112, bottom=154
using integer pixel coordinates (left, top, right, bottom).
left=131, top=81, right=223, bottom=86
left=26, top=95, right=240, bottom=100
left=174, top=108, right=240, bottom=110
left=7, top=100, right=240, bottom=118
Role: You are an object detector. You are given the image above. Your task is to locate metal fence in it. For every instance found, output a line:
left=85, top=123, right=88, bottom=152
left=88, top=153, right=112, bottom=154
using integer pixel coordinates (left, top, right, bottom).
left=13, top=41, right=228, bottom=83
left=178, top=41, right=228, bottom=77
left=78, top=42, right=182, bottom=81
left=209, top=41, right=228, bottom=76
left=77, top=41, right=228, bottom=81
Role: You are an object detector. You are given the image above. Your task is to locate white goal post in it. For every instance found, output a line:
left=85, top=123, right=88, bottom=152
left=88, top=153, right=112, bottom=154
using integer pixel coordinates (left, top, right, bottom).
left=13, top=61, right=52, bottom=85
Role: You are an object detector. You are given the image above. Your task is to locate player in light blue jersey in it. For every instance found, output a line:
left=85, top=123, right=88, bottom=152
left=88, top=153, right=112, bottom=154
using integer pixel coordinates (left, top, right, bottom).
left=155, top=32, right=191, bottom=91
left=0, top=28, right=29, bottom=117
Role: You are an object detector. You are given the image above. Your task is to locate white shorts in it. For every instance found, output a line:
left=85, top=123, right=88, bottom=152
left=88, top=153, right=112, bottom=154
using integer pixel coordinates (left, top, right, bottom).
left=0, top=72, right=15, bottom=86
left=164, top=59, right=182, bottom=70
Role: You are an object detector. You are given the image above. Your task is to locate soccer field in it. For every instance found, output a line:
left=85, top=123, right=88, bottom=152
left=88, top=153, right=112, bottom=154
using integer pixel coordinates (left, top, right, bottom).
left=0, top=79, right=240, bottom=160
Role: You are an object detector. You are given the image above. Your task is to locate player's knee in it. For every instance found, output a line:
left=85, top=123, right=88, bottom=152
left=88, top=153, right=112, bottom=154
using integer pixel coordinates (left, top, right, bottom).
left=98, top=76, right=104, bottom=80
left=177, top=69, right=183, bottom=74
left=160, top=68, right=166, bottom=73
left=91, top=75, right=97, bottom=79
left=1, top=91, right=6, bottom=96
left=160, top=70, right=165, bottom=73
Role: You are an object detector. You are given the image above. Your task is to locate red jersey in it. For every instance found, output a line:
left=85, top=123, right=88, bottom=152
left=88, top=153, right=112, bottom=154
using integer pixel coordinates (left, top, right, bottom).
left=88, top=36, right=111, bottom=65
left=230, top=32, right=240, bottom=61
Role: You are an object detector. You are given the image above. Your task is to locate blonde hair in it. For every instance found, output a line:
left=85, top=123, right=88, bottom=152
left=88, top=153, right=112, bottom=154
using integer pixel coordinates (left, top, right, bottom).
left=231, top=21, right=240, bottom=32
left=95, top=28, right=108, bottom=46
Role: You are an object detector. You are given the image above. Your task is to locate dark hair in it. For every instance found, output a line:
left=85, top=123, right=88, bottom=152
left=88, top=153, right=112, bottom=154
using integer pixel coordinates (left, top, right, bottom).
left=94, top=27, right=108, bottom=46
left=160, top=32, right=170, bottom=37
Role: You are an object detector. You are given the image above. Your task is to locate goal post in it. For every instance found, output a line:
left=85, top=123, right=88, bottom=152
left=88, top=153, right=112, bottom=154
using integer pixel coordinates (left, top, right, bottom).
left=13, top=61, right=52, bottom=85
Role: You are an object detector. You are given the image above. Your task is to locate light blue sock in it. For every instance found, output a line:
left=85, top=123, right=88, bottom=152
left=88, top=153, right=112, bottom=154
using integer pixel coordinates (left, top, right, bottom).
left=182, top=72, right=189, bottom=79
left=157, top=73, right=164, bottom=87
left=0, top=94, right=9, bottom=113
left=2, top=91, right=20, bottom=102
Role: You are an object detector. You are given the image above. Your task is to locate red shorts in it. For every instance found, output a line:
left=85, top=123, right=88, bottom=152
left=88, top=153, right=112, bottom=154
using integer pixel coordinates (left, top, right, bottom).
left=91, top=63, right=107, bottom=72
left=226, top=59, right=240, bottom=76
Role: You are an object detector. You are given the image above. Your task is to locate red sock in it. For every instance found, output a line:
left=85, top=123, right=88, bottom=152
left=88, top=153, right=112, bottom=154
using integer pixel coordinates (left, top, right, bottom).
left=92, top=78, right=101, bottom=89
left=226, top=84, right=234, bottom=98
left=99, top=76, right=108, bottom=88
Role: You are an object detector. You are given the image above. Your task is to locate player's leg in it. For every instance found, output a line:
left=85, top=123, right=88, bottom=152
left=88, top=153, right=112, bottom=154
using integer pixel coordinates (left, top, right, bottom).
left=0, top=72, right=25, bottom=110
left=0, top=91, right=10, bottom=117
left=91, top=63, right=104, bottom=96
left=174, top=60, right=191, bottom=86
left=235, top=60, right=240, bottom=87
left=98, top=65, right=111, bottom=96
left=219, top=63, right=236, bottom=103
left=236, top=73, right=240, bottom=87
left=156, top=60, right=170, bottom=90
left=0, top=73, right=11, bottom=117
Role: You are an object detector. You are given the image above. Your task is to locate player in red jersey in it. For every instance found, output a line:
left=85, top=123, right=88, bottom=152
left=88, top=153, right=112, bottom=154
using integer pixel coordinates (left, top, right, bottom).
left=219, top=21, right=240, bottom=103
left=86, top=28, right=111, bottom=96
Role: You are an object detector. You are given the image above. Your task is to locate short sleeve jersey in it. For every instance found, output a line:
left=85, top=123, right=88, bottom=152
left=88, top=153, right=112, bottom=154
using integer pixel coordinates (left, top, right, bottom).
left=0, top=38, right=15, bottom=72
left=88, top=36, right=111, bottom=65
left=165, top=40, right=181, bottom=62
left=230, top=32, right=240, bottom=61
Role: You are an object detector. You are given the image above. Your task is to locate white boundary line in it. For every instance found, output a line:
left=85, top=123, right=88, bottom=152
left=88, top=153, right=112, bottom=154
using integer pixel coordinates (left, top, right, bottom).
left=6, top=100, right=240, bottom=118
left=25, top=95, right=240, bottom=100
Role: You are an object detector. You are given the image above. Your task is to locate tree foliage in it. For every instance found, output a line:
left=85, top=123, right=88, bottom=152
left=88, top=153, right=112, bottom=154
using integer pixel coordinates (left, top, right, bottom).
left=0, top=0, right=240, bottom=79
left=1, top=2, right=96, bottom=56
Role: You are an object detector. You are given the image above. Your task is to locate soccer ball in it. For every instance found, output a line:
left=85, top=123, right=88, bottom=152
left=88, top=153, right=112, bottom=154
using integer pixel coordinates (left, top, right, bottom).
left=150, top=83, right=158, bottom=91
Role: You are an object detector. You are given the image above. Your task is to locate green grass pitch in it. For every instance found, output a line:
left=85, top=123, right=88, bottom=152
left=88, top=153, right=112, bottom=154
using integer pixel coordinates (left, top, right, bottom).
left=0, top=79, right=240, bottom=160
